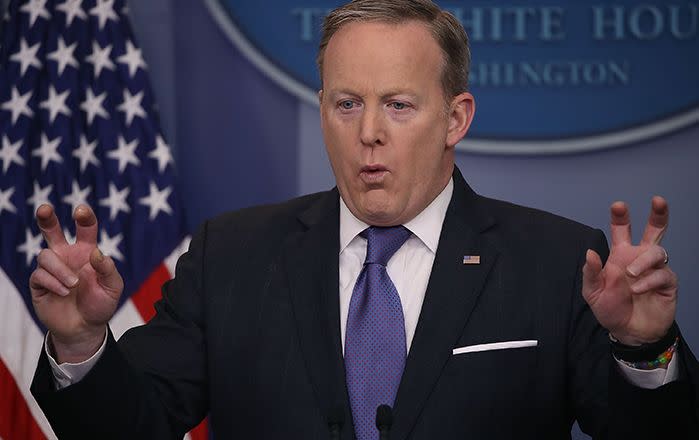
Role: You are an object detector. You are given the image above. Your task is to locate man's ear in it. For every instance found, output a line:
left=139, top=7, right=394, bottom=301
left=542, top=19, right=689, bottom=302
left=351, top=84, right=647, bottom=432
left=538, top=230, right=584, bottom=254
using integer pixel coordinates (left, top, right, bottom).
left=446, top=92, right=475, bottom=148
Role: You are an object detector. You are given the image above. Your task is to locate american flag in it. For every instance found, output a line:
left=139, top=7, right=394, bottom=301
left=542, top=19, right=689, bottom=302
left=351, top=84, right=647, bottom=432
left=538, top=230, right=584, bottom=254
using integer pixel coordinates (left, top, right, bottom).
left=0, top=1, right=206, bottom=438
left=462, top=255, right=481, bottom=265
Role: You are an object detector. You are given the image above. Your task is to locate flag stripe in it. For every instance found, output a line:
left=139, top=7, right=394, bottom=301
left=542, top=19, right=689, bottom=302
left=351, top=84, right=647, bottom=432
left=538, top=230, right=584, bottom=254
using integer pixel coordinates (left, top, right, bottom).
left=0, top=268, right=57, bottom=439
left=130, top=263, right=171, bottom=323
left=0, top=358, right=46, bottom=440
left=164, top=236, right=191, bottom=277
left=189, top=416, right=209, bottom=440
left=110, top=297, right=145, bottom=341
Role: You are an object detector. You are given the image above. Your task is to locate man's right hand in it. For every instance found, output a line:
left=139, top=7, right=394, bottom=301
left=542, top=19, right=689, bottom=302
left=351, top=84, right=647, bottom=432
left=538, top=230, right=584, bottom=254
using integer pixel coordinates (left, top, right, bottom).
left=30, top=204, right=123, bottom=364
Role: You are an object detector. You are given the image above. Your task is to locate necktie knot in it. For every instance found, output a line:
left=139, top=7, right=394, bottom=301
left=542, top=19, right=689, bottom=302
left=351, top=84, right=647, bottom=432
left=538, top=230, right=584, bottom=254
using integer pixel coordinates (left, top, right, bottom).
left=361, top=226, right=411, bottom=266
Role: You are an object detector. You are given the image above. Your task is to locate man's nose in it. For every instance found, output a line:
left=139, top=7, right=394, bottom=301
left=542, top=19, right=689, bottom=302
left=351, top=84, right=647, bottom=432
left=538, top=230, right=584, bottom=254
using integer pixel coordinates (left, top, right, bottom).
left=359, top=106, right=386, bottom=147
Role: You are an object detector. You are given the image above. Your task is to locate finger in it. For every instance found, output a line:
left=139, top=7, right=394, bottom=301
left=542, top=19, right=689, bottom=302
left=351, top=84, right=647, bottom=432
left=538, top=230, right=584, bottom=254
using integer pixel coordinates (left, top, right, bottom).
left=609, top=201, right=632, bottom=247
left=36, top=204, right=68, bottom=249
left=36, top=249, right=80, bottom=289
left=627, top=245, right=668, bottom=277
left=74, top=205, right=98, bottom=245
left=30, top=267, right=71, bottom=297
left=90, top=248, right=124, bottom=295
left=640, top=196, right=669, bottom=245
left=630, top=268, right=677, bottom=296
left=582, top=249, right=604, bottom=301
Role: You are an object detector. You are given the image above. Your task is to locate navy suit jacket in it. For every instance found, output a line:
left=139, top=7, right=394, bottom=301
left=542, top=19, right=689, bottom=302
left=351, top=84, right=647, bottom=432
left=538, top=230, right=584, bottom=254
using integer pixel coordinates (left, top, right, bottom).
left=32, top=168, right=699, bottom=439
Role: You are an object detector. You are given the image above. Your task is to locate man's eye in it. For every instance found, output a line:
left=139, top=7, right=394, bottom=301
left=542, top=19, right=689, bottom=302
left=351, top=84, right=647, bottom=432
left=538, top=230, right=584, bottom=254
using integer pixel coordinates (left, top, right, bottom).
left=390, top=102, right=407, bottom=110
left=340, top=101, right=355, bottom=110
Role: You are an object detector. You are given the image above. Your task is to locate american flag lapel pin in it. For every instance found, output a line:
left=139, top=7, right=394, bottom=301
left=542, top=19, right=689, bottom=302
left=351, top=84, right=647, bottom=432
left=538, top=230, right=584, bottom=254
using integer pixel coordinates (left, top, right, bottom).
left=463, top=255, right=481, bottom=265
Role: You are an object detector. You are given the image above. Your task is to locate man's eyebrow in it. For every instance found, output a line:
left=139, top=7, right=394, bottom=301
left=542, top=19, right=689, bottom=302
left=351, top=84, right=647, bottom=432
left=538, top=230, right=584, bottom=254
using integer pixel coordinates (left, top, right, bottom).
left=379, top=90, right=418, bottom=100
left=326, top=89, right=362, bottom=99
left=326, top=89, right=419, bottom=100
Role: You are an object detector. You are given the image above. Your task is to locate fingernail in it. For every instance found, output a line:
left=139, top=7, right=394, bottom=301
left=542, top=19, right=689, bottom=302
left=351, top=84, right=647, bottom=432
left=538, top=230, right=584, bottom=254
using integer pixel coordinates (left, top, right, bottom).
left=66, top=275, right=79, bottom=287
left=630, top=282, right=643, bottom=293
left=59, top=286, right=70, bottom=296
left=627, top=266, right=639, bottom=277
left=96, top=249, right=104, bottom=262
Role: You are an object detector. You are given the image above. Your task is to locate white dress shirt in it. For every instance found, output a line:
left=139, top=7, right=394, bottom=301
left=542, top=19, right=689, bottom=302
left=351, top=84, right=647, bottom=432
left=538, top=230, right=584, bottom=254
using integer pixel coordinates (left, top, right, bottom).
left=49, top=178, right=676, bottom=389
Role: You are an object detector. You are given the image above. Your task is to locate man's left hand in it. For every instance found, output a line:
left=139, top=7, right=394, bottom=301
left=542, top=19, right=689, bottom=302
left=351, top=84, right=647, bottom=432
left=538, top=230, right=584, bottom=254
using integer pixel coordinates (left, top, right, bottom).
left=582, top=196, right=677, bottom=346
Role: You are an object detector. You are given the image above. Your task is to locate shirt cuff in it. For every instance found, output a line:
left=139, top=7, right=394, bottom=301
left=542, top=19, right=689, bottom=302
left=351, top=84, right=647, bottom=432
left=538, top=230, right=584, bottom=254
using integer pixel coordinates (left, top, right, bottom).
left=615, top=352, right=680, bottom=390
left=45, top=327, right=108, bottom=390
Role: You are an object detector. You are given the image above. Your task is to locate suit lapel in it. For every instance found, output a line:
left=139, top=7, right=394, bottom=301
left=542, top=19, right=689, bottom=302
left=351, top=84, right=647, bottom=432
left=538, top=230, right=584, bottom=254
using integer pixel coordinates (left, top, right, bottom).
left=391, top=169, right=500, bottom=440
left=281, top=189, right=351, bottom=426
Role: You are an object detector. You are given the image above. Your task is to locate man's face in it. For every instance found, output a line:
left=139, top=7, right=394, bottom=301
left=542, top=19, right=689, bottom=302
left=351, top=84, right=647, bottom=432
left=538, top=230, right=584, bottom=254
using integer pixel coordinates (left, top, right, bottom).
left=320, top=20, right=474, bottom=226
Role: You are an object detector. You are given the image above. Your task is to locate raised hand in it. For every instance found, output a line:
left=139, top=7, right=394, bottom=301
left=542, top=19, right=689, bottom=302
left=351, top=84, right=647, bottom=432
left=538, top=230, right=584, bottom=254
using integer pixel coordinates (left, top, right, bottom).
left=29, top=204, right=123, bottom=363
left=582, top=196, right=677, bottom=346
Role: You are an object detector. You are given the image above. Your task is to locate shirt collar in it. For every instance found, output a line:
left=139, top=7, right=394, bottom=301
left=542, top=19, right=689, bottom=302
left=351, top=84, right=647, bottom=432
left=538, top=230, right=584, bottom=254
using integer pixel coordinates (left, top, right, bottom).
left=339, top=178, right=454, bottom=254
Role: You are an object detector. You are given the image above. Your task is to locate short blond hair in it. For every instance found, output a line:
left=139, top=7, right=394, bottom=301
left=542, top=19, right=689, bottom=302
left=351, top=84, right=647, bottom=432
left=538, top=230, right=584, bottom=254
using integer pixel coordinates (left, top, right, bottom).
left=317, top=0, right=471, bottom=99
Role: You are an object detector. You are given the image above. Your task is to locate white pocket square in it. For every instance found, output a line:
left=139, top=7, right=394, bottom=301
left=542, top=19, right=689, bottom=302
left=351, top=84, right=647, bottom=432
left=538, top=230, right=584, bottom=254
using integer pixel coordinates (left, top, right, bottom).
left=452, top=340, right=538, bottom=355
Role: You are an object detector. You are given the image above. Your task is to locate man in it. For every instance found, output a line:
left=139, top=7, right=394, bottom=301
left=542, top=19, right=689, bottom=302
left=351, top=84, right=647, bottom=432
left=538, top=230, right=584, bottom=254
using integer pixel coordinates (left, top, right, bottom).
left=30, top=0, right=698, bottom=438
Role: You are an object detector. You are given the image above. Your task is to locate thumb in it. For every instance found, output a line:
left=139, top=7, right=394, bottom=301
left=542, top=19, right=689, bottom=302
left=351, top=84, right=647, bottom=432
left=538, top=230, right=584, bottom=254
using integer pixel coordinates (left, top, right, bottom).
left=90, top=248, right=124, bottom=298
left=582, top=249, right=604, bottom=303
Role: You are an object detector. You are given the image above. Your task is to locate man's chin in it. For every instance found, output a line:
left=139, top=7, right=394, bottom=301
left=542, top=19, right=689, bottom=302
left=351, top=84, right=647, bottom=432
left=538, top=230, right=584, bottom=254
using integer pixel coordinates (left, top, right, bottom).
left=355, top=199, right=404, bottom=226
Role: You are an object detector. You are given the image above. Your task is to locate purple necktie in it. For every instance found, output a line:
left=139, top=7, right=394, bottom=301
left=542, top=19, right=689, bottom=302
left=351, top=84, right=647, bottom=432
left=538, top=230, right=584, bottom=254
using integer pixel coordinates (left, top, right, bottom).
left=345, top=226, right=411, bottom=440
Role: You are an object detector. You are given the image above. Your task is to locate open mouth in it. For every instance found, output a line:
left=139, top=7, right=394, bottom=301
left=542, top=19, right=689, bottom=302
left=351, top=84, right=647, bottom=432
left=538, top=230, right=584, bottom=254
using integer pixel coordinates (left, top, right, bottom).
left=360, top=165, right=389, bottom=184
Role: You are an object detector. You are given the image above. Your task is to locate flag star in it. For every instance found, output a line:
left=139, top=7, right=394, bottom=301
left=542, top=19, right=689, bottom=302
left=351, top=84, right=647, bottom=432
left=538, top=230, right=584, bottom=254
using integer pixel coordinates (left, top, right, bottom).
left=99, top=182, right=130, bottom=220
left=72, top=135, right=100, bottom=172
left=20, top=0, right=50, bottom=28
left=117, top=40, right=146, bottom=77
left=0, top=135, right=25, bottom=174
left=98, top=229, right=124, bottom=261
left=62, top=180, right=91, bottom=213
left=39, top=86, right=71, bottom=123
left=117, top=89, right=146, bottom=126
left=1, top=87, right=34, bottom=124
left=17, top=228, right=44, bottom=266
left=56, top=0, right=87, bottom=26
left=10, top=38, right=42, bottom=75
left=139, top=182, right=172, bottom=220
left=27, top=181, right=53, bottom=214
left=0, top=187, right=17, bottom=215
left=80, top=88, right=109, bottom=125
left=107, top=136, right=140, bottom=173
left=89, top=0, right=118, bottom=30
left=149, top=135, right=174, bottom=173
left=47, top=37, right=79, bottom=75
left=32, top=134, right=63, bottom=171
left=85, top=41, right=115, bottom=77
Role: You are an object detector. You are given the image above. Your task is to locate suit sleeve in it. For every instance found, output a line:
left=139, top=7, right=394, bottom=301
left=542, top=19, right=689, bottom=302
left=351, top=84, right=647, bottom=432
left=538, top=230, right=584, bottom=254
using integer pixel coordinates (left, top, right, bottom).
left=31, top=220, right=212, bottom=439
left=569, top=229, right=699, bottom=438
